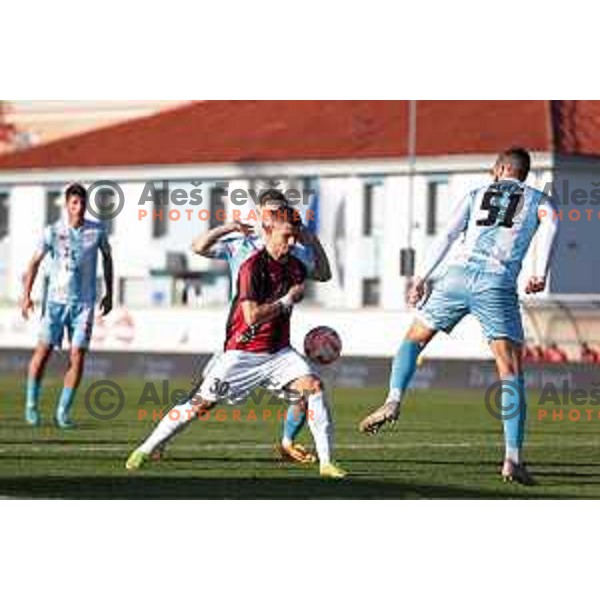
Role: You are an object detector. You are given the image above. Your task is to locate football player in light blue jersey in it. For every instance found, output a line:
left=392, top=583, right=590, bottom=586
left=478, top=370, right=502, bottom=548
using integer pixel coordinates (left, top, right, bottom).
left=359, top=148, right=560, bottom=484
left=21, top=183, right=113, bottom=428
left=189, top=189, right=332, bottom=464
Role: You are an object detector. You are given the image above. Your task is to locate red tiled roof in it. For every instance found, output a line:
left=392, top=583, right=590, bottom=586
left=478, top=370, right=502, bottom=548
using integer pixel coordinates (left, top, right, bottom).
left=0, top=124, right=15, bottom=143
left=550, top=100, right=600, bottom=156
left=0, top=100, right=595, bottom=171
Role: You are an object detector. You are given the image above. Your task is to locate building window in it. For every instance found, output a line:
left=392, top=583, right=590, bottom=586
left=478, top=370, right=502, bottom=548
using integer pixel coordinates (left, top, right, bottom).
left=45, top=190, right=63, bottom=225
left=426, top=182, right=437, bottom=236
left=151, top=185, right=168, bottom=239
left=210, top=184, right=227, bottom=229
left=96, top=188, right=116, bottom=235
left=362, top=278, right=380, bottom=307
left=363, top=180, right=385, bottom=237
left=426, top=179, right=449, bottom=236
left=362, top=180, right=384, bottom=307
left=363, top=182, right=376, bottom=236
left=0, top=191, right=8, bottom=240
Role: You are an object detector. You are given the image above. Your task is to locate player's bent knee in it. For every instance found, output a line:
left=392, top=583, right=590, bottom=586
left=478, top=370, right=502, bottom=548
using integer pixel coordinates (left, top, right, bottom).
left=495, top=355, right=520, bottom=378
left=406, top=320, right=436, bottom=346
left=289, top=375, right=322, bottom=397
left=68, top=349, right=86, bottom=368
left=191, top=397, right=217, bottom=412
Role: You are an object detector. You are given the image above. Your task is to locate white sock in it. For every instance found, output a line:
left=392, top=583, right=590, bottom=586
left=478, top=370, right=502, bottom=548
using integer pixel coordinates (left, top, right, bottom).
left=506, top=448, right=520, bottom=464
left=306, top=390, right=333, bottom=467
left=138, top=397, right=199, bottom=454
left=386, top=388, right=402, bottom=405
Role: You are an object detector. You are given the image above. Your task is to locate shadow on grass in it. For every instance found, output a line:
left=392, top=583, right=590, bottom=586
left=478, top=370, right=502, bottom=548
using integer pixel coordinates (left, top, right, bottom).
left=0, top=475, right=583, bottom=499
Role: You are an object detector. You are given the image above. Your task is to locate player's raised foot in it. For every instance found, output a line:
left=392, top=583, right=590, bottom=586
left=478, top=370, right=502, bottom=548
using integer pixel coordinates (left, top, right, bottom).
left=320, top=462, right=348, bottom=479
left=276, top=442, right=317, bottom=464
left=25, top=405, right=40, bottom=427
left=501, top=459, right=535, bottom=486
left=126, top=449, right=150, bottom=471
left=359, top=401, right=401, bottom=435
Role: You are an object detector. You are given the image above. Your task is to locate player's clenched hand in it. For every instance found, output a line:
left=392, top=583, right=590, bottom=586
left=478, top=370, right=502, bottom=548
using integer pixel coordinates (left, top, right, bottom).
left=99, top=295, right=113, bottom=316
left=408, top=277, right=426, bottom=308
left=279, top=283, right=305, bottom=312
left=20, top=296, right=34, bottom=320
left=288, top=283, right=305, bottom=304
left=525, top=276, right=546, bottom=294
left=296, top=223, right=312, bottom=244
left=231, top=220, right=254, bottom=236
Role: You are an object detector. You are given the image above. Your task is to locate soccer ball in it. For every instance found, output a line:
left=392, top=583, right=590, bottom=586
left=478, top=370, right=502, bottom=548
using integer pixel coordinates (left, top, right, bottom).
left=304, top=326, right=342, bottom=365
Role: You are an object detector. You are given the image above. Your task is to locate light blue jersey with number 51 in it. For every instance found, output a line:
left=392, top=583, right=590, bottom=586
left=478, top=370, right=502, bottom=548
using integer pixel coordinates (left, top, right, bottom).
left=447, top=178, right=552, bottom=287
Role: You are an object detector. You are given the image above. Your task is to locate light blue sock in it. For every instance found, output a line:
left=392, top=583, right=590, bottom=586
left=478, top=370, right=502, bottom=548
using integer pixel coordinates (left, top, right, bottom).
left=388, top=339, right=422, bottom=402
left=56, top=387, right=76, bottom=421
left=26, top=377, right=41, bottom=409
left=501, top=374, right=526, bottom=463
left=282, top=403, right=306, bottom=445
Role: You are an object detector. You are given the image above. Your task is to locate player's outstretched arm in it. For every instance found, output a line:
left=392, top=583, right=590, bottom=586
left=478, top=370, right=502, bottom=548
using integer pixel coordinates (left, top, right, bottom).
left=298, top=226, right=332, bottom=282
left=406, top=192, right=471, bottom=308
left=525, top=199, right=560, bottom=295
left=191, top=221, right=254, bottom=257
left=417, top=192, right=472, bottom=282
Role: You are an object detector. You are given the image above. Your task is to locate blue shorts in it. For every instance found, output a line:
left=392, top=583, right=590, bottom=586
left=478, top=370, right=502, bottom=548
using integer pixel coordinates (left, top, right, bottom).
left=39, top=301, right=95, bottom=349
left=417, top=266, right=524, bottom=344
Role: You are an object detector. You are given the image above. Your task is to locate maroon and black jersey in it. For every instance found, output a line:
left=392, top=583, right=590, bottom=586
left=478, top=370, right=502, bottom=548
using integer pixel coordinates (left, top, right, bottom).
left=225, top=248, right=306, bottom=353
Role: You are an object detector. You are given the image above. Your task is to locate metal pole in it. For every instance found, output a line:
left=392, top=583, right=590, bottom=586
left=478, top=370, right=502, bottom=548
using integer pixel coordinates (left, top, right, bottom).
left=407, top=99, right=417, bottom=251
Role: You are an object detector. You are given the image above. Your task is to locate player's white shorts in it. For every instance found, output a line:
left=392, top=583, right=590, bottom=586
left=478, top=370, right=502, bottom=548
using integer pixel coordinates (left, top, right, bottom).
left=197, top=347, right=317, bottom=404
left=201, top=351, right=222, bottom=379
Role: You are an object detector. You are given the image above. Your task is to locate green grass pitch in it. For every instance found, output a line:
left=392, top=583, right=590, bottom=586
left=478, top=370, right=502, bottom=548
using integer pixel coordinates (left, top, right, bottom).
left=1, top=375, right=600, bottom=499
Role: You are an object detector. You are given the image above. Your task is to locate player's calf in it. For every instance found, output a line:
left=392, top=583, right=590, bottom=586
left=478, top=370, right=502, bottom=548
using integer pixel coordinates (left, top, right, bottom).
left=24, top=344, right=53, bottom=426
left=287, top=376, right=345, bottom=475
left=126, top=395, right=217, bottom=469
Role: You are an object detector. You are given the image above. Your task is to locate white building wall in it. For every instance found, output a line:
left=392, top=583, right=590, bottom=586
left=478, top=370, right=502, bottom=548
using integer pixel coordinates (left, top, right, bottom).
left=7, top=185, right=46, bottom=301
left=381, top=176, right=409, bottom=309
left=2, top=154, right=597, bottom=313
left=314, top=176, right=364, bottom=308
left=545, top=158, right=600, bottom=294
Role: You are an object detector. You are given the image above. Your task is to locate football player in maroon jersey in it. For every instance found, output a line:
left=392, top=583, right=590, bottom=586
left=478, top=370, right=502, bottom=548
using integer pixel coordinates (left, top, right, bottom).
left=127, top=206, right=346, bottom=478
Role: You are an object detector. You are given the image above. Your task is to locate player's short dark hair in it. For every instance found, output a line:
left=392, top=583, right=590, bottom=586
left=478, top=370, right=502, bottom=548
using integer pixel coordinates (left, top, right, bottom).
left=64, top=182, right=87, bottom=203
left=498, top=147, right=531, bottom=181
left=272, top=205, right=302, bottom=227
left=259, top=189, right=287, bottom=207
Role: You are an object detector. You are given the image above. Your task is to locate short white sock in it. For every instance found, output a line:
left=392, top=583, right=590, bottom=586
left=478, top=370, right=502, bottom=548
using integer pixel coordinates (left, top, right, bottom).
left=306, top=390, right=333, bottom=467
left=138, top=397, right=199, bottom=454
left=386, top=389, right=402, bottom=405
left=506, top=448, right=520, bottom=464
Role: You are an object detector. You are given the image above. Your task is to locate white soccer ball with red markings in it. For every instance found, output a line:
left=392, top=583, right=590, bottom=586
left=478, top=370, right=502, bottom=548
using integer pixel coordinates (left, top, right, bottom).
left=304, top=326, right=342, bottom=365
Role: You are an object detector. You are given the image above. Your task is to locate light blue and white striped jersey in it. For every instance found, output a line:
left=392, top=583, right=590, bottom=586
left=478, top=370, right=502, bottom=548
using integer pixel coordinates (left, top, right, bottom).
left=38, top=218, right=110, bottom=305
left=443, top=179, right=554, bottom=286
left=210, top=233, right=315, bottom=298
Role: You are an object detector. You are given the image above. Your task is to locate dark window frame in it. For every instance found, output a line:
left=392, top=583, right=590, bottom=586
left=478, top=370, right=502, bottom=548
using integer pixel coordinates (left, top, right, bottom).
left=45, top=189, right=63, bottom=225
left=209, top=184, right=227, bottom=229
left=426, top=178, right=449, bottom=237
left=362, top=277, right=380, bottom=307
left=0, top=190, right=9, bottom=240
left=151, top=185, right=169, bottom=239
